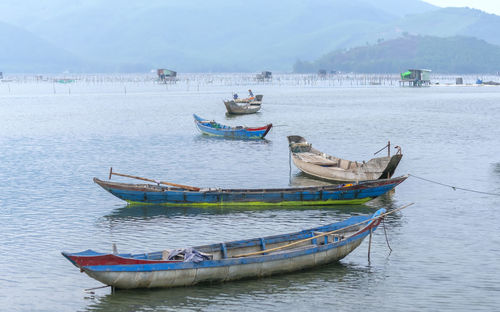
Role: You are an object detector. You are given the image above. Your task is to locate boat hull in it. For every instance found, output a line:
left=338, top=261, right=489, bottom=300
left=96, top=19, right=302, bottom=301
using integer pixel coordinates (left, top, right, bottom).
left=224, top=100, right=261, bottom=114
left=83, top=237, right=365, bottom=289
left=63, top=210, right=384, bottom=289
left=93, top=176, right=407, bottom=206
left=288, top=135, right=403, bottom=182
left=193, top=114, right=272, bottom=139
left=292, top=154, right=403, bottom=182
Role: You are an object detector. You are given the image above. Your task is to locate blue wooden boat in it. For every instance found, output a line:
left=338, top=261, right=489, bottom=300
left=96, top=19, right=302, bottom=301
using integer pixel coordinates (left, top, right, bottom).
left=62, top=208, right=386, bottom=289
left=193, top=114, right=272, bottom=139
left=93, top=175, right=407, bottom=206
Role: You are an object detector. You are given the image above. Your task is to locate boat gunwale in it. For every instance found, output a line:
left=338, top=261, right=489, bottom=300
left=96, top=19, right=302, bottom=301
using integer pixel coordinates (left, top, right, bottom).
left=288, top=135, right=397, bottom=166
left=69, top=211, right=383, bottom=272
left=93, top=176, right=407, bottom=194
left=82, top=231, right=369, bottom=272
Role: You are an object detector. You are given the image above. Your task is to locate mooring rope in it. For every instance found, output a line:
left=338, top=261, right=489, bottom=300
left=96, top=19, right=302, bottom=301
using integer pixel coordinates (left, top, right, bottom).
left=382, top=218, right=392, bottom=253
left=374, top=142, right=389, bottom=155
left=408, top=173, right=500, bottom=196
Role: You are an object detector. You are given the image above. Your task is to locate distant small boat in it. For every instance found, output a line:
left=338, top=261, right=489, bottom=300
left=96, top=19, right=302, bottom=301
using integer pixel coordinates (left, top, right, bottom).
left=54, top=78, right=75, bottom=84
left=193, top=114, right=272, bottom=139
left=288, top=136, right=403, bottom=182
left=62, top=208, right=386, bottom=289
left=224, top=95, right=263, bottom=114
left=93, top=173, right=407, bottom=206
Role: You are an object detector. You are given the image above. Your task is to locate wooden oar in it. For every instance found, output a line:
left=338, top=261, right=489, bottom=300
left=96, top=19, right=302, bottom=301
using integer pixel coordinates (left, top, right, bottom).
left=233, top=203, right=414, bottom=258
left=108, top=167, right=201, bottom=191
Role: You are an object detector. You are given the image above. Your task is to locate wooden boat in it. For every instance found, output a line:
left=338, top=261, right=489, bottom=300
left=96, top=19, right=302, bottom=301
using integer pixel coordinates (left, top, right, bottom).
left=288, top=136, right=403, bottom=182
left=93, top=174, right=407, bottom=206
left=193, top=114, right=272, bottom=139
left=62, top=208, right=386, bottom=289
left=224, top=95, right=263, bottom=114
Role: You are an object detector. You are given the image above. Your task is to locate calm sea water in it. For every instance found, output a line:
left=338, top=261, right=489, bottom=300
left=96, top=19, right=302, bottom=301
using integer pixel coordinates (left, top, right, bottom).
left=1, top=75, right=499, bottom=311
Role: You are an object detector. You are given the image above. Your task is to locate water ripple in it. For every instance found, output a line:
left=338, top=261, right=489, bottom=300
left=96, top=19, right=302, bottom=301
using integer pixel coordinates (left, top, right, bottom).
left=1, top=82, right=499, bottom=311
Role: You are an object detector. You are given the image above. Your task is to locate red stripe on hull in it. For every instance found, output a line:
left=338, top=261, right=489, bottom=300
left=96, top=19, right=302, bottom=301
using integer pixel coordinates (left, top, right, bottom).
left=246, top=124, right=272, bottom=131
left=68, top=254, right=180, bottom=267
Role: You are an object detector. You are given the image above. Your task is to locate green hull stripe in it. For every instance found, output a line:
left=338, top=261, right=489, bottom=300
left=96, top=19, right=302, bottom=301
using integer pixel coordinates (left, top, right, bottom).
left=125, top=197, right=373, bottom=206
left=201, top=133, right=262, bottom=139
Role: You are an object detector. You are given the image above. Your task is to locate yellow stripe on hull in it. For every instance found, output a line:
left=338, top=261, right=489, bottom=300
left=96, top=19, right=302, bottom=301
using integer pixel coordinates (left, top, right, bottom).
left=125, top=197, right=373, bottom=206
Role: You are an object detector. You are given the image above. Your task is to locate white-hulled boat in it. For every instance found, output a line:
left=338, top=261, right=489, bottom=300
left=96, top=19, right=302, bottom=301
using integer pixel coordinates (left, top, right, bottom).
left=288, top=135, right=403, bottom=182
left=62, top=209, right=385, bottom=289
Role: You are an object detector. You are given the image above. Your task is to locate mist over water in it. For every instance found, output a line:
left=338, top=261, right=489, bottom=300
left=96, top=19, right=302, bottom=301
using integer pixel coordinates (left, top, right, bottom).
left=1, top=75, right=499, bottom=311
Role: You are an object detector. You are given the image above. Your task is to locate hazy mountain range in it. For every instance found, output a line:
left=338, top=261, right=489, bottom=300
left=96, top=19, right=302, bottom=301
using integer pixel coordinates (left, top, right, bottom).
left=295, top=35, right=500, bottom=74
left=0, top=0, right=499, bottom=73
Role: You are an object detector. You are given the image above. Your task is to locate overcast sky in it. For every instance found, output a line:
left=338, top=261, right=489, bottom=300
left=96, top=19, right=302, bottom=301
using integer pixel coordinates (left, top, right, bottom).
left=423, top=0, right=500, bottom=15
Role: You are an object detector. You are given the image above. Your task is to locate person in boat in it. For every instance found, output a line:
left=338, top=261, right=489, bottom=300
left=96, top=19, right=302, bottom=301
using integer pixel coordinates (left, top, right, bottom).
left=233, top=93, right=238, bottom=100
left=248, top=89, right=254, bottom=100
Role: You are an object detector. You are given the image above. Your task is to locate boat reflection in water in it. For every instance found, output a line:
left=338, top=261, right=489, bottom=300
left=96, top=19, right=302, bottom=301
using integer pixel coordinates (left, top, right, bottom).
left=103, top=201, right=378, bottom=222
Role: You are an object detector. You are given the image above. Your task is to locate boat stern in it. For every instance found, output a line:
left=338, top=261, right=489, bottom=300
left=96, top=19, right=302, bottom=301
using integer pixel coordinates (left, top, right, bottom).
left=262, top=124, right=273, bottom=138
left=378, top=153, right=403, bottom=179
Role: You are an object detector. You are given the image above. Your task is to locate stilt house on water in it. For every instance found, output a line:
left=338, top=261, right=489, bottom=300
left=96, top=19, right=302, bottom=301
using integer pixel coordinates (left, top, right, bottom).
left=399, top=69, right=431, bottom=87
left=256, top=71, right=272, bottom=81
left=157, top=69, right=177, bottom=83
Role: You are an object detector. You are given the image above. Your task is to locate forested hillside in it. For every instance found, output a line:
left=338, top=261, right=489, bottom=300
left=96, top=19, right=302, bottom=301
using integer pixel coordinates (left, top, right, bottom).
left=294, top=35, right=500, bottom=74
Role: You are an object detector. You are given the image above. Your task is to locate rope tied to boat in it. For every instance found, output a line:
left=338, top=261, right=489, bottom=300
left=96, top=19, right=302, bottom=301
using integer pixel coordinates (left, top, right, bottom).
left=408, top=173, right=500, bottom=196
left=374, top=141, right=390, bottom=156
left=382, top=218, right=392, bottom=253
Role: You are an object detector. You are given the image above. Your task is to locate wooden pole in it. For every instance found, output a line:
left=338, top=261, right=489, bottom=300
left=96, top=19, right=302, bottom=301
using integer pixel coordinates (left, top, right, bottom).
left=85, top=285, right=111, bottom=292
left=108, top=168, right=200, bottom=191
left=368, top=228, right=372, bottom=262
left=158, top=180, right=201, bottom=191
left=109, top=168, right=157, bottom=184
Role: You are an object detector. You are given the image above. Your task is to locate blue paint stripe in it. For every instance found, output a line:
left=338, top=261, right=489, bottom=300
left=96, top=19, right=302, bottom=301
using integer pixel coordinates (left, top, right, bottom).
left=83, top=229, right=376, bottom=272
left=104, top=181, right=400, bottom=205
left=193, top=114, right=268, bottom=139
